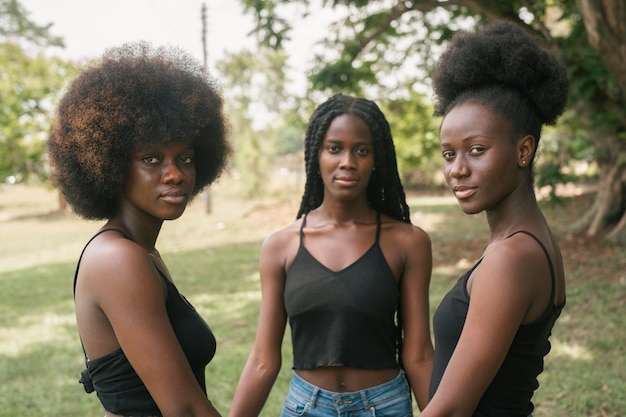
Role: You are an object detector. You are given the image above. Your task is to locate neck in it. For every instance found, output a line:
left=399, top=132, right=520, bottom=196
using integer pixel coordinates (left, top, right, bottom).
left=485, top=194, right=543, bottom=243
left=105, top=216, right=162, bottom=252
left=314, top=199, right=374, bottom=225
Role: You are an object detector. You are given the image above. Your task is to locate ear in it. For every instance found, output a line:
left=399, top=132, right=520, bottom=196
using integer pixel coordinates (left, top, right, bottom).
left=518, top=135, right=536, bottom=168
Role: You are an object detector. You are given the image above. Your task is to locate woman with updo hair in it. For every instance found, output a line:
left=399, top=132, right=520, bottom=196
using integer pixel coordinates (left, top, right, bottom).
left=422, top=21, right=568, bottom=417
left=47, top=41, right=231, bottom=417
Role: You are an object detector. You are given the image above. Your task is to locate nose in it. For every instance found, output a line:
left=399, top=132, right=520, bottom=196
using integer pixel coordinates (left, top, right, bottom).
left=447, top=155, right=469, bottom=179
left=339, top=150, right=356, bottom=169
left=162, top=160, right=185, bottom=183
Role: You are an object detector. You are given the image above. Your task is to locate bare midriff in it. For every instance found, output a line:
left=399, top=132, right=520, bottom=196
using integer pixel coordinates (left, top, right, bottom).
left=295, top=367, right=399, bottom=392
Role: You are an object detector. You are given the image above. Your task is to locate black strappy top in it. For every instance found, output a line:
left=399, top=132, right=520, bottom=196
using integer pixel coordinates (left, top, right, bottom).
left=429, top=230, right=565, bottom=417
left=73, top=228, right=216, bottom=417
left=284, top=212, right=400, bottom=370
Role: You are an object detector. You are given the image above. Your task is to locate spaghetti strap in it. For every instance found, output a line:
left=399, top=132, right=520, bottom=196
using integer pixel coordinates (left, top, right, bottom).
left=73, top=228, right=130, bottom=295
left=73, top=228, right=129, bottom=360
left=506, top=230, right=558, bottom=306
left=299, top=214, right=307, bottom=243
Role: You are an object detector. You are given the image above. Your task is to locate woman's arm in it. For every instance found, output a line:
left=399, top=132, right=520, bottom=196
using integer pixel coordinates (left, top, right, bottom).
left=79, top=237, right=221, bottom=417
left=228, top=231, right=290, bottom=417
left=419, top=238, right=545, bottom=417
left=396, top=225, right=435, bottom=410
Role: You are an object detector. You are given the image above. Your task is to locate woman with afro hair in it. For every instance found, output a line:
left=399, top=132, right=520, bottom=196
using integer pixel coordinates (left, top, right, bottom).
left=229, top=93, right=434, bottom=417
left=47, top=42, right=231, bottom=417
left=422, top=21, right=568, bottom=417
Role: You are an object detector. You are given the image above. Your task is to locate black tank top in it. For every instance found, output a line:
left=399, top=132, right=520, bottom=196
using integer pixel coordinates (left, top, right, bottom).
left=284, top=212, right=399, bottom=370
left=73, top=228, right=216, bottom=417
left=429, top=230, right=565, bottom=416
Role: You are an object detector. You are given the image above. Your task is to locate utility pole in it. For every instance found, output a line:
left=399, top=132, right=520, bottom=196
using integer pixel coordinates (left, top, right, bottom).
left=201, top=2, right=213, bottom=214
left=201, top=2, right=208, bottom=68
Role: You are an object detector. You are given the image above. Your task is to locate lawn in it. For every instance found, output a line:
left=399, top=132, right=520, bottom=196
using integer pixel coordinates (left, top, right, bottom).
left=0, top=181, right=623, bottom=417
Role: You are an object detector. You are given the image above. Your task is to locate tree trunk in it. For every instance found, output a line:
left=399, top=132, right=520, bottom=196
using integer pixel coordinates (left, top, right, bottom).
left=586, top=161, right=624, bottom=237
left=576, top=0, right=626, bottom=101
left=605, top=164, right=626, bottom=243
left=57, top=190, right=67, bottom=212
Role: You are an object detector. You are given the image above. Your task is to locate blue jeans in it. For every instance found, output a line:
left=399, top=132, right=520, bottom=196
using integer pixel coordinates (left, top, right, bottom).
left=279, top=369, right=413, bottom=417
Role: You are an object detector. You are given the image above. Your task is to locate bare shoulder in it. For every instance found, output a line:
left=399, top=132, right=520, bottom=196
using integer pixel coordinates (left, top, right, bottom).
left=379, top=215, right=432, bottom=279
left=78, top=230, right=158, bottom=291
left=473, top=232, right=552, bottom=295
left=261, top=219, right=302, bottom=251
left=380, top=214, right=431, bottom=249
left=486, top=232, right=551, bottom=275
left=259, top=218, right=303, bottom=270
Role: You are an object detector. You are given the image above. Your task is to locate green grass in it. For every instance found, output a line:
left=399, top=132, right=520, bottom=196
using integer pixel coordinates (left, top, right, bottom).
left=0, top=183, right=624, bottom=416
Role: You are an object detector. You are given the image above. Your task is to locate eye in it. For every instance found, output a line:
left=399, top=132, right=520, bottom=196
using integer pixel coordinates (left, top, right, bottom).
left=180, top=155, right=194, bottom=164
left=326, top=144, right=340, bottom=153
left=441, top=150, right=455, bottom=161
left=142, top=156, right=160, bottom=164
left=355, top=147, right=371, bottom=156
left=469, top=145, right=486, bottom=155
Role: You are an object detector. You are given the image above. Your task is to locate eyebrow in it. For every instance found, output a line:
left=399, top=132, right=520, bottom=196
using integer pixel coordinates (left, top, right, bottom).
left=440, top=133, right=486, bottom=147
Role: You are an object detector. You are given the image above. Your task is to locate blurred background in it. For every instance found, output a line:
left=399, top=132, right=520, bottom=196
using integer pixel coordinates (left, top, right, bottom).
left=1, top=1, right=625, bottom=416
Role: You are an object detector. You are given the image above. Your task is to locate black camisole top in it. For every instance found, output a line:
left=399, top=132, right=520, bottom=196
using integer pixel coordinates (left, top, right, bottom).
left=429, top=230, right=565, bottom=416
left=74, top=228, right=216, bottom=417
left=284, top=212, right=400, bottom=370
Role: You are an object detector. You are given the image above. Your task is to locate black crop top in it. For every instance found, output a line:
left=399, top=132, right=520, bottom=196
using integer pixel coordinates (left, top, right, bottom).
left=284, top=212, right=400, bottom=370
left=73, top=228, right=216, bottom=417
left=429, top=230, right=565, bottom=416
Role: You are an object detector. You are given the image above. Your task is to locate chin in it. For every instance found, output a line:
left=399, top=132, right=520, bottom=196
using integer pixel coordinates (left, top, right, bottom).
left=163, top=211, right=186, bottom=221
left=458, top=202, right=484, bottom=215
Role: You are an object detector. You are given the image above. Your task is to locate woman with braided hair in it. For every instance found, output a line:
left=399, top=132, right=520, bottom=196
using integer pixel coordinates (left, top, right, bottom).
left=229, top=93, right=434, bottom=417
left=421, top=21, right=568, bottom=417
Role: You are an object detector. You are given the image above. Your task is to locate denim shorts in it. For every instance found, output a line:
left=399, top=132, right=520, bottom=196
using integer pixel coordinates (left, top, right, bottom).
left=279, top=369, right=413, bottom=417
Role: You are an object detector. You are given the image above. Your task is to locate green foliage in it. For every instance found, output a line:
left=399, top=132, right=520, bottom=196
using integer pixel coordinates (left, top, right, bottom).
left=0, top=0, right=64, bottom=46
left=274, top=124, right=304, bottom=155
left=0, top=42, right=77, bottom=183
left=379, top=88, right=442, bottom=188
left=236, top=0, right=626, bottom=241
left=0, top=0, right=76, bottom=184
left=216, top=47, right=292, bottom=197
left=236, top=0, right=620, bottom=173
left=536, top=118, right=598, bottom=204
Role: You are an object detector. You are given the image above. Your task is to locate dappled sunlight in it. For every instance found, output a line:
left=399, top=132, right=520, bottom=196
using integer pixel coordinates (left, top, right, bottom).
left=550, top=339, right=593, bottom=361
left=191, top=289, right=261, bottom=306
left=0, top=312, right=76, bottom=356
left=433, top=257, right=475, bottom=276
left=412, top=210, right=447, bottom=232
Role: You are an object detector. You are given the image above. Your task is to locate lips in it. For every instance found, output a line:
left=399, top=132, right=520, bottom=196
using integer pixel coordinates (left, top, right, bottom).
left=334, top=176, right=359, bottom=186
left=160, top=189, right=188, bottom=204
left=452, top=185, right=477, bottom=199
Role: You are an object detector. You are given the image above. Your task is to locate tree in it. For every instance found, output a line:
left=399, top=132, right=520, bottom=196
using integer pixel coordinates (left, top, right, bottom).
left=215, top=47, right=293, bottom=197
left=0, top=42, right=76, bottom=183
left=238, top=0, right=626, bottom=243
left=0, top=0, right=75, bottom=184
left=0, top=0, right=63, bottom=46
left=379, top=85, right=441, bottom=188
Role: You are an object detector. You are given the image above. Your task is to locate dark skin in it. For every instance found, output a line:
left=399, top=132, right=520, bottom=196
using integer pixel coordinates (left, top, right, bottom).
left=420, top=102, right=566, bottom=417
left=74, top=142, right=221, bottom=417
left=229, top=115, right=434, bottom=416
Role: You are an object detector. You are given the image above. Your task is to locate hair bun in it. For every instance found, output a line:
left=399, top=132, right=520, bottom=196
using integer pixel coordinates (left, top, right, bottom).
left=433, top=21, right=568, bottom=124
